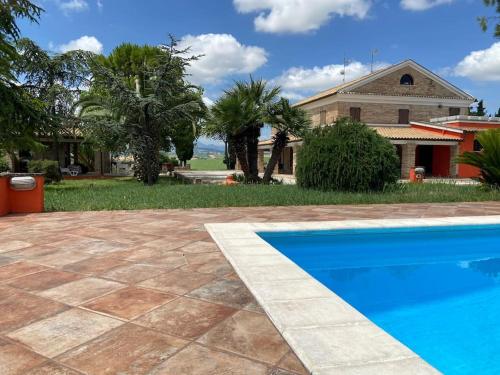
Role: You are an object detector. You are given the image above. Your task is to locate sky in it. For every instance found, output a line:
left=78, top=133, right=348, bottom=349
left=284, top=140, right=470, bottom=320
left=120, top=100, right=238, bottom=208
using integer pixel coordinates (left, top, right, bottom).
left=19, top=0, right=500, bottom=143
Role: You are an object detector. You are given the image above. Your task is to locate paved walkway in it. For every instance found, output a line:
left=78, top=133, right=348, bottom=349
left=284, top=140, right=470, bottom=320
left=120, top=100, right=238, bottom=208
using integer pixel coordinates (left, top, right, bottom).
left=2, top=202, right=500, bottom=374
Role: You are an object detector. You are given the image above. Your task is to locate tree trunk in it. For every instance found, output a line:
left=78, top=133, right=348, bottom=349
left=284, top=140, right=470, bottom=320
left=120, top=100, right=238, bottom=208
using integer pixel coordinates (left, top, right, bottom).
left=7, top=150, right=19, bottom=173
left=245, top=125, right=261, bottom=182
left=262, top=131, right=288, bottom=184
left=232, top=135, right=249, bottom=179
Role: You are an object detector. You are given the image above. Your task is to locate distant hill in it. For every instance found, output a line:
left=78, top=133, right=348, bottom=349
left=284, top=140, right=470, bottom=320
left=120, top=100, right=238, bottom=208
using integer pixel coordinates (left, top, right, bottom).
left=194, top=141, right=224, bottom=155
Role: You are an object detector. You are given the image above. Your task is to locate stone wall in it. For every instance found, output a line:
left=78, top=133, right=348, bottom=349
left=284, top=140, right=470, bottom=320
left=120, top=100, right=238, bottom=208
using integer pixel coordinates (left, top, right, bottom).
left=307, top=101, right=467, bottom=126
left=350, top=66, right=461, bottom=98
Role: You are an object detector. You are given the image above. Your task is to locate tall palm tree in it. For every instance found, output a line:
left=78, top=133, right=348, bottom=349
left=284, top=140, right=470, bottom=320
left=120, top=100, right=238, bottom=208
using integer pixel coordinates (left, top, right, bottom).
left=205, top=91, right=257, bottom=179
left=263, top=98, right=310, bottom=183
left=231, top=78, right=280, bottom=182
left=456, top=128, right=500, bottom=188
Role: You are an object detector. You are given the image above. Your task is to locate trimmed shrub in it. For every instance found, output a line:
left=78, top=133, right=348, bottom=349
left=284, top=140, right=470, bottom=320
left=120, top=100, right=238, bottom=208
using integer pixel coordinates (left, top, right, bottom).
left=28, top=160, right=62, bottom=184
left=296, top=119, right=400, bottom=192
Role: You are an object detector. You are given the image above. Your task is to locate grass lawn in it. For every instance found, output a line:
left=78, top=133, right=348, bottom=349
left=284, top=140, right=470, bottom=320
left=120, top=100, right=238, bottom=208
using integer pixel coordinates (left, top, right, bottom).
left=189, top=157, right=226, bottom=170
left=44, top=177, right=500, bottom=212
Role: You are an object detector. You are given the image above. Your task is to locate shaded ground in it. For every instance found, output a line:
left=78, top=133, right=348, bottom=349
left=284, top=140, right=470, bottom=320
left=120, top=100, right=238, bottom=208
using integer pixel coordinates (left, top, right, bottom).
left=1, top=202, right=500, bottom=374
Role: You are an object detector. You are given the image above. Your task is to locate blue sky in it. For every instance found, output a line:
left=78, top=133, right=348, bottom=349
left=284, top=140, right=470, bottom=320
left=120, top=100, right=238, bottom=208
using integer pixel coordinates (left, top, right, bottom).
left=21, top=0, right=500, bottom=121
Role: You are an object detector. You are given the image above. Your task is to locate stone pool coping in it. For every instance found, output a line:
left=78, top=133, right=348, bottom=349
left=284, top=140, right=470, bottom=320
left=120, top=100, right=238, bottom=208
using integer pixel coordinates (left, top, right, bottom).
left=206, top=215, right=500, bottom=375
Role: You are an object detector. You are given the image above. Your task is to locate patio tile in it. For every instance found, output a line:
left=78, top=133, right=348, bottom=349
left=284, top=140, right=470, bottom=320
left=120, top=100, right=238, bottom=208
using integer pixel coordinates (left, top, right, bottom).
left=7, top=308, right=123, bottom=358
left=0, top=256, right=15, bottom=266
left=148, top=343, right=268, bottom=375
left=6, top=269, right=83, bottom=292
left=58, top=323, right=187, bottom=375
left=38, top=277, right=124, bottom=306
left=100, top=264, right=168, bottom=284
left=0, top=261, right=48, bottom=282
left=142, top=238, right=192, bottom=250
left=180, top=257, right=234, bottom=277
left=29, top=250, right=92, bottom=267
left=48, top=237, right=126, bottom=255
left=187, top=279, right=255, bottom=309
left=138, top=251, right=188, bottom=269
left=139, top=269, right=216, bottom=295
left=0, top=338, right=46, bottom=375
left=0, top=287, right=67, bottom=333
left=62, top=255, right=128, bottom=275
left=277, top=351, right=308, bottom=375
left=82, top=286, right=176, bottom=320
left=198, top=310, right=289, bottom=365
left=24, top=362, right=82, bottom=375
left=134, top=296, right=235, bottom=339
left=0, top=240, right=32, bottom=253
left=178, top=241, right=220, bottom=253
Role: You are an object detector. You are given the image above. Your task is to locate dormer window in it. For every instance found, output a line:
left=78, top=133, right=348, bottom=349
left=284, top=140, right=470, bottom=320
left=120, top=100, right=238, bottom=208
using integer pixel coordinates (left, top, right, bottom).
left=400, top=74, right=414, bottom=86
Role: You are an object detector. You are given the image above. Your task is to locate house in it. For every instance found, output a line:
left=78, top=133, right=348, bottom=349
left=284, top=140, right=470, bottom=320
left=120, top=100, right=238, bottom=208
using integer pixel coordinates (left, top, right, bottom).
left=257, top=60, right=500, bottom=179
left=7, top=126, right=111, bottom=175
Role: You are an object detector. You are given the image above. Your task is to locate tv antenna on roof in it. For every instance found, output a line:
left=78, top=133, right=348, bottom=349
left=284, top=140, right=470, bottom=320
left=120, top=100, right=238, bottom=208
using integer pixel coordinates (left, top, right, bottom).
left=370, top=49, right=379, bottom=73
left=341, top=55, right=352, bottom=83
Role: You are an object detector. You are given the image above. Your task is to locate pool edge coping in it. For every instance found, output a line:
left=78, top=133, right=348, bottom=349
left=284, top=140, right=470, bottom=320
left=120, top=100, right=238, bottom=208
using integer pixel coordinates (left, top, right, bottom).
left=206, top=215, right=500, bottom=375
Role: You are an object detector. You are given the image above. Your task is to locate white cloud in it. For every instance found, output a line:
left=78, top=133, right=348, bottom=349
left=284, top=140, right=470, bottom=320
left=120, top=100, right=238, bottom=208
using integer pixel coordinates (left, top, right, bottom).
left=454, top=42, right=500, bottom=81
left=233, top=0, right=371, bottom=33
left=400, top=0, right=452, bottom=11
left=58, top=35, right=103, bottom=54
left=178, top=33, right=268, bottom=84
left=271, top=61, right=388, bottom=98
left=58, top=0, right=89, bottom=12
left=97, top=0, right=103, bottom=10
left=202, top=96, right=215, bottom=107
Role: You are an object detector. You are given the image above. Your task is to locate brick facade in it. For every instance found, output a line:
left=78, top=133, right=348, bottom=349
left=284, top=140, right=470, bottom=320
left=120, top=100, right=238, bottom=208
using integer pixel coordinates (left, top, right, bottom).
left=349, top=66, right=461, bottom=98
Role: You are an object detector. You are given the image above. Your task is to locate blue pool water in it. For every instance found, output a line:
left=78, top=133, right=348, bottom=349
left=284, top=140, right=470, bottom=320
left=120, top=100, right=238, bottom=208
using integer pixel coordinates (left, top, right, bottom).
left=259, top=224, right=500, bottom=374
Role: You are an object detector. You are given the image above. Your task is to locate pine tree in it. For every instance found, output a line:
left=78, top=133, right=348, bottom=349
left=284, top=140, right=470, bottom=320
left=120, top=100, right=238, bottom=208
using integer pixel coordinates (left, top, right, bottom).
left=477, top=100, right=486, bottom=116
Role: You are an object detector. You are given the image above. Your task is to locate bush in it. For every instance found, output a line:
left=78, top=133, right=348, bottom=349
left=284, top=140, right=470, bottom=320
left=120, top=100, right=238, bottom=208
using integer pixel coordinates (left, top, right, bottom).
left=296, top=119, right=400, bottom=192
left=0, top=157, right=10, bottom=173
left=28, top=160, right=62, bottom=184
left=159, top=152, right=179, bottom=166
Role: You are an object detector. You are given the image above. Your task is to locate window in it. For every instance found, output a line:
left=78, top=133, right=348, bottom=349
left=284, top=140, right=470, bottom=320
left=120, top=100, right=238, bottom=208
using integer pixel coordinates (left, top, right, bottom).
left=474, top=139, right=483, bottom=152
left=400, top=74, right=414, bottom=86
left=449, top=107, right=460, bottom=116
left=398, top=109, right=410, bottom=124
left=319, top=110, right=327, bottom=125
left=350, top=107, right=361, bottom=122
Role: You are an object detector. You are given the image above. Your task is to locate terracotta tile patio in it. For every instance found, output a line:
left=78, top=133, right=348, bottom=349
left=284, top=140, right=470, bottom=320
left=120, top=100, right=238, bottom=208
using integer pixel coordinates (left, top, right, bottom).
left=1, top=202, right=500, bottom=374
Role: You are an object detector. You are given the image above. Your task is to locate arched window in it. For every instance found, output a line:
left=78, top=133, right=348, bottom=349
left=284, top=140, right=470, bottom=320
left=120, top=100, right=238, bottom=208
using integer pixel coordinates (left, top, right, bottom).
left=400, top=74, right=414, bottom=86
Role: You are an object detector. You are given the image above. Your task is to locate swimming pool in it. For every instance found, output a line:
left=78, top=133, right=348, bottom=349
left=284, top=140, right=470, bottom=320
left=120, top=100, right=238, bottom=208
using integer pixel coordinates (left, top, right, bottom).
left=259, top=224, right=500, bottom=375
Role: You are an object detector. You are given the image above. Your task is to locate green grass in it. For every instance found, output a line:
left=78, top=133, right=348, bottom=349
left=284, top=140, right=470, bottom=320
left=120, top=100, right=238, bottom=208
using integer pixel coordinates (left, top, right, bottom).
left=44, top=177, right=500, bottom=212
left=188, top=157, right=226, bottom=170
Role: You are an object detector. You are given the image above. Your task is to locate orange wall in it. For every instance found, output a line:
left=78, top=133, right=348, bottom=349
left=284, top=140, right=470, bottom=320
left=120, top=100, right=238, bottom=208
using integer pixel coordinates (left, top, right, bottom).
left=458, top=133, right=480, bottom=178
left=432, top=146, right=451, bottom=177
left=0, top=175, right=44, bottom=216
left=0, top=177, right=9, bottom=216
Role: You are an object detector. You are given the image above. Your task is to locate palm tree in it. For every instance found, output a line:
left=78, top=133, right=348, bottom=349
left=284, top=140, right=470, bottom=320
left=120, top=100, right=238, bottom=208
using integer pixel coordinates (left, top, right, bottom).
left=231, top=78, right=280, bottom=182
left=263, top=98, right=311, bottom=183
left=456, top=128, right=500, bottom=188
left=205, top=91, right=257, bottom=179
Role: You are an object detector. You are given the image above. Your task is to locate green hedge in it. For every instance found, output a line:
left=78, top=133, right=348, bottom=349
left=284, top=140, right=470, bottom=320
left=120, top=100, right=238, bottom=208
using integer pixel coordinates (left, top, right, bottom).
left=28, top=160, right=62, bottom=184
left=296, top=119, right=400, bottom=192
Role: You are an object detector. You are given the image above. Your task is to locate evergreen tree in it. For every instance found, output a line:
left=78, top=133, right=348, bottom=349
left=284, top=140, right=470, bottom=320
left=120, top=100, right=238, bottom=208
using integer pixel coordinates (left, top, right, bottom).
left=0, top=0, right=46, bottom=169
left=477, top=100, right=486, bottom=116
left=80, top=38, right=205, bottom=185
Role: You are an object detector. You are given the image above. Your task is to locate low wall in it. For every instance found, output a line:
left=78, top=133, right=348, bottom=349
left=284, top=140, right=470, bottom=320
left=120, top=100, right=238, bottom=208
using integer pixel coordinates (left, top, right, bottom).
left=0, top=173, right=45, bottom=216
